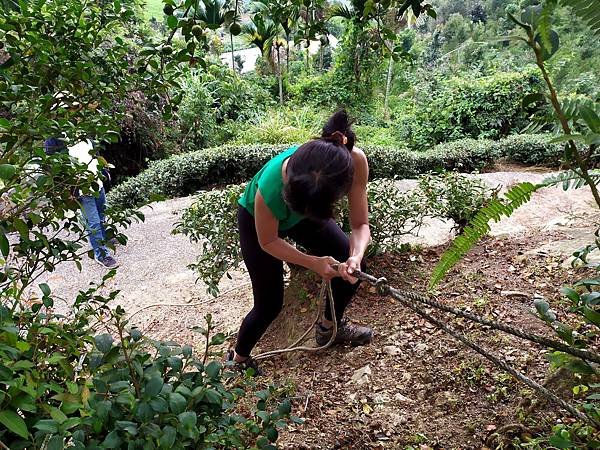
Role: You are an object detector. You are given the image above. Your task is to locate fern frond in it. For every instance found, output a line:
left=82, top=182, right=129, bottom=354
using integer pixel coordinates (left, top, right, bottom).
left=560, top=0, right=600, bottom=35
left=430, top=168, right=600, bottom=288
left=429, top=182, right=541, bottom=289
left=543, top=169, right=600, bottom=190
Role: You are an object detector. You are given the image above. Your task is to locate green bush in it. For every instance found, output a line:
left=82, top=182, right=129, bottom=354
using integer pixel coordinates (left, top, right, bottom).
left=107, top=134, right=559, bottom=209
left=0, top=283, right=295, bottom=449
left=174, top=173, right=495, bottom=294
left=177, top=64, right=276, bottom=150
left=393, top=70, right=543, bottom=149
left=231, top=107, right=326, bottom=146
left=107, top=144, right=286, bottom=208
left=500, top=133, right=563, bottom=166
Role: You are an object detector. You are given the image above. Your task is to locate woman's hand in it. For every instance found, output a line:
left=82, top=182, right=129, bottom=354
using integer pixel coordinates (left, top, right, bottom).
left=310, top=256, right=340, bottom=280
left=337, top=256, right=361, bottom=284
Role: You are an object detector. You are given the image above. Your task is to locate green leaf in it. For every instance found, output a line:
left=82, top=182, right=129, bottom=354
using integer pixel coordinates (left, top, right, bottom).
left=144, top=377, right=164, bottom=398
left=0, top=164, right=16, bottom=180
left=549, top=134, right=585, bottom=144
left=0, top=233, right=9, bottom=257
left=47, top=435, right=64, bottom=450
left=210, top=333, right=226, bottom=345
left=33, top=419, right=59, bottom=434
left=103, top=430, right=122, bottom=448
left=95, top=333, right=114, bottom=353
left=149, top=396, right=168, bottom=413
left=549, top=434, right=573, bottom=448
left=265, top=426, right=278, bottom=442
left=50, top=407, right=68, bottom=424
left=167, top=15, right=178, bottom=29
left=256, top=410, right=270, bottom=424
left=0, top=410, right=29, bottom=439
left=13, top=218, right=29, bottom=239
left=534, top=29, right=559, bottom=60
left=202, top=388, right=222, bottom=405
left=130, top=328, right=142, bottom=341
left=579, top=106, right=600, bottom=133
left=168, top=392, right=187, bottom=414
left=560, top=287, right=580, bottom=303
left=39, top=283, right=51, bottom=297
left=0, top=118, right=10, bottom=129
left=278, top=399, right=291, bottom=416
left=178, top=411, right=197, bottom=428
left=159, top=425, right=177, bottom=448
left=205, top=361, right=221, bottom=379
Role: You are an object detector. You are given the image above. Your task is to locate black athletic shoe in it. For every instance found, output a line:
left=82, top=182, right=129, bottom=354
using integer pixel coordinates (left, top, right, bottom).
left=315, top=318, right=373, bottom=347
left=225, top=349, right=262, bottom=376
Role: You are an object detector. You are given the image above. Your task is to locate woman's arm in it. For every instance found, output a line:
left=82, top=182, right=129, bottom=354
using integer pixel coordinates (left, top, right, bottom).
left=254, top=190, right=339, bottom=280
left=339, top=148, right=371, bottom=282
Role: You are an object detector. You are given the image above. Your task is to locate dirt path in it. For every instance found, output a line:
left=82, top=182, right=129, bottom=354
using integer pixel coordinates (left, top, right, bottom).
left=40, top=170, right=598, bottom=447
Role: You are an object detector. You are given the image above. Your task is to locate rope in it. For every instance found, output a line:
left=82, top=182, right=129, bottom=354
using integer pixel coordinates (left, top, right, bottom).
left=123, top=263, right=600, bottom=426
left=351, top=269, right=600, bottom=365
left=346, top=267, right=600, bottom=428
left=253, top=279, right=338, bottom=360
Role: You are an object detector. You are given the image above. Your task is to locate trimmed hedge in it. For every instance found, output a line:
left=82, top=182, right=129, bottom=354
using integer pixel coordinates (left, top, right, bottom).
left=501, top=133, right=563, bottom=165
left=107, top=134, right=560, bottom=209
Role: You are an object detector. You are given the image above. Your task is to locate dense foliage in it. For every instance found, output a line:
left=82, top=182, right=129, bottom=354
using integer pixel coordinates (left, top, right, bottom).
left=0, top=0, right=296, bottom=447
left=429, top=2, right=600, bottom=444
left=0, top=293, right=294, bottom=448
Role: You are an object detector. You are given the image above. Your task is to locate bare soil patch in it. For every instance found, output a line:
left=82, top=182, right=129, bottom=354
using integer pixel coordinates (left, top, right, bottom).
left=258, top=231, right=599, bottom=449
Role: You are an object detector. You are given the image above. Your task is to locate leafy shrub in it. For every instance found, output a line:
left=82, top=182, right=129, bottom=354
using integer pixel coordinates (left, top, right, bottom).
left=178, top=63, right=276, bottom=150
left=175, top=173, right=495, bottom=294
left=354, top=125, right=398, bottom=147
left=107, top=144, right=287, bottom=208
left=108, top=137, right=499, bottom=209
left=393, top=70, right=543, bottom=149
left=0, top=281, right=295, bottom=448
left=418, top=172, right=499, bottom=232
left=174, top=185, right=246, bottom=297
left=231, top=107, right=326, bottom=146
left=500, top=133, right=563, bottom=166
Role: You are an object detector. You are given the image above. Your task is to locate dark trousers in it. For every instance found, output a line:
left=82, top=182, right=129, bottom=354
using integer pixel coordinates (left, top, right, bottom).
left=235, top=205, right=365, bottom=357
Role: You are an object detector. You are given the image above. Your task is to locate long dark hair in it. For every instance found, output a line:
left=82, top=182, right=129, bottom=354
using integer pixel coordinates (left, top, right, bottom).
left=283, top=110, right=355, bottom=219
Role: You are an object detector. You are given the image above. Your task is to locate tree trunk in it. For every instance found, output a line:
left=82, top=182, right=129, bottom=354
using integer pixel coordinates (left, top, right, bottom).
left=384, top=55, right=394, bottom=120
left=285, top=31, right=290, bottom=74
left=319, top=45, right=323, bottom=72
left=306, top=46, right=309, bottom=73
left=230, top=33, right=235, bottom=72
left=277, top=47, right=284, bottom=106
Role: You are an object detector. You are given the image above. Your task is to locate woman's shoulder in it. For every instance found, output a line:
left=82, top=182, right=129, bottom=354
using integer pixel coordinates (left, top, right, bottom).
left=351, top=147, right=368, bottom=167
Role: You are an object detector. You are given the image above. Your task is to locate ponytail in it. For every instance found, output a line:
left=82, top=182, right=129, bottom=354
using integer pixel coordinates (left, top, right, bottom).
left=321, top=109, right=356, bottom=151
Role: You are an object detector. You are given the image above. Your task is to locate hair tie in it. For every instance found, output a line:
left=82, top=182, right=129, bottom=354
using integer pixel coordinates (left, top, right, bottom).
left=330, top=131, right=348, bottom=146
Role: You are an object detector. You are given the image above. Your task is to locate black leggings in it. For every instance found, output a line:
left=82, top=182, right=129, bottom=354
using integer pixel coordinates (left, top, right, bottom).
left=235, top=205, right=365, bottom=357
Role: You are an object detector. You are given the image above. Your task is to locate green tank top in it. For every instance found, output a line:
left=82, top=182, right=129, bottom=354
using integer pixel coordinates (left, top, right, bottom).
left=239, top=145, right=304, bottom=230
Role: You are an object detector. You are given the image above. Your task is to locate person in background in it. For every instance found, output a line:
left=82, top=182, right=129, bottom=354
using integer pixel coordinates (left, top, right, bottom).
left=44, top=137, right=118, bottom=268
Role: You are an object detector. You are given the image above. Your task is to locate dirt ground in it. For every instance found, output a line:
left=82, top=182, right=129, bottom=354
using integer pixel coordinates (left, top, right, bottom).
left=259, top=232, right=598, bottom=449
left=39, top=169, right=600, bottom=448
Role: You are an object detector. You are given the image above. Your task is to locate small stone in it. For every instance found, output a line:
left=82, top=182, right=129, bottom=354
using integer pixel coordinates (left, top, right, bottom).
left=415, top=343, right=429, bottom=353
left=393, top=393, right=414, bottom=403
left=383, top=345, right=402, bottom=356
left=350, top=365, right=372, bottom=385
